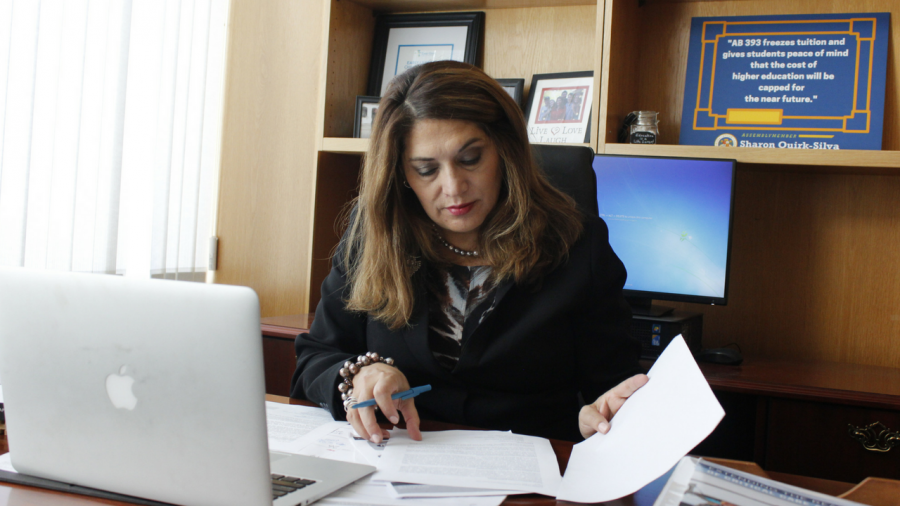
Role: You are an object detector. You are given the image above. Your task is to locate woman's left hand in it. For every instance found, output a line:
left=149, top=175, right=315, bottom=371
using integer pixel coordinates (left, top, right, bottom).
left=578, top=374, right=649, bottom=439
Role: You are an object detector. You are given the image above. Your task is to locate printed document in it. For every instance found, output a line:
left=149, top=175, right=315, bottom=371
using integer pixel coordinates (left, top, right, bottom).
left=265, top=401, right=334, bottom=453
left=278, top=421, right=369, bottom=464
left=350, top=430, right=391, bottom=466
left=388, top=483, right=520, bottom=498
left=556, top=335, right=725, bottom=503
left=319, top=480, right=506, bottom=506
left=376, top=430, right=561, bottom=496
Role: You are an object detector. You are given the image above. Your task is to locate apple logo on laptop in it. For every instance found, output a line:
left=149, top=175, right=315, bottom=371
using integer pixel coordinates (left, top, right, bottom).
left=105, top=365, right=138, bottom=410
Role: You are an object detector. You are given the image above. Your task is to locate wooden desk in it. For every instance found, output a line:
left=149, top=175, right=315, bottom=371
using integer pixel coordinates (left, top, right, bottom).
left=0, top=395, right=896, bottom=506
left=261, top=314, right=900, bottom=485
left=693, top=360, right=900, bottom=483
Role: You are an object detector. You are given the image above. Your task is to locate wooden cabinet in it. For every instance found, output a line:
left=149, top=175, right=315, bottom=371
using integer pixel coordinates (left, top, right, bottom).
left=696, top=360, right=900, bottom=484
left=765, top=399, right=900, bottom=482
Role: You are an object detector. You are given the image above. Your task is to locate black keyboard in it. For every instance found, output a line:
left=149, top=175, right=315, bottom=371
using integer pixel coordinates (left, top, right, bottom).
left=271, top=474, right=317, bottom=500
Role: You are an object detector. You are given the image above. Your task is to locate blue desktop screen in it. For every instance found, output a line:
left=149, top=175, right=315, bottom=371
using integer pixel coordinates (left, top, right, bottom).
left=592, top=155, right=735, bottom=301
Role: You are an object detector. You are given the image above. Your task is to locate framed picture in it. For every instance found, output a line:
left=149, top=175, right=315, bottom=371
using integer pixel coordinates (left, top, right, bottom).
left=367, top=12, right=484, bottom=96
left=496, top=78, right=524, bottom=108
left=523, top=71, right=594, bottom=144
left=354, top=96, right=381, bottom=139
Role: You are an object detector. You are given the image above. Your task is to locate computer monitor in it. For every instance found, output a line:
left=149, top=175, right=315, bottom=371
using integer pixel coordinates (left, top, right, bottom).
left=592, top=154, right=736, bottom=316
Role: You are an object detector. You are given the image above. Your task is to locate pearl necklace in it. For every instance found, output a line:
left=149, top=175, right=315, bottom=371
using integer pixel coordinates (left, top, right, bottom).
left=431, top=224, right=479, bottom=257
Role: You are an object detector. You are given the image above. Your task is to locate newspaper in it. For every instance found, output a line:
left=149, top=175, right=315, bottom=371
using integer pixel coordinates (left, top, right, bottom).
left=654, top=457, right=865, bottom=506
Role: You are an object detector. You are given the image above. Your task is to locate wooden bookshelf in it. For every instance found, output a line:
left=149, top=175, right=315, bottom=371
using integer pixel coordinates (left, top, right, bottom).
left=593, top=0, right=900, bottom=369
left=347, top=0, right=596, bottom=11
left=603, top=144, right=900, bottom=172
left=321, top=137, right=369, bottom=155
left=216, top=0, right=900, bottom=368
left=322, top=138, right=592, bottom=155
left=596, top=0, right=900, bottom=158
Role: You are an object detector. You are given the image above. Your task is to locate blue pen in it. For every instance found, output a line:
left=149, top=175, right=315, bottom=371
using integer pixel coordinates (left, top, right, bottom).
left=351, top=384, right=432, bottom=409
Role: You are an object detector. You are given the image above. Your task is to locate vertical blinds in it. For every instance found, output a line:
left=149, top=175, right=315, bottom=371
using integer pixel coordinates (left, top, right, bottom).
left=0, top=0, right=229, bottom=280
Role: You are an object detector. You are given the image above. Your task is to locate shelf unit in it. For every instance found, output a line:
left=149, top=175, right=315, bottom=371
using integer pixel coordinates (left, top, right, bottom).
left=318, top=0, right=604, bottom=142
left=318, top=0, right=899, bottom=162
left=595, top=0, right=899, bottom=162
left=603, top=144, right=900, bottom=171
left=590, top=0, right=900, bottom=370
left=220, top=0, right=898, bottom=368
left=322, top=137, right=593, bottom=154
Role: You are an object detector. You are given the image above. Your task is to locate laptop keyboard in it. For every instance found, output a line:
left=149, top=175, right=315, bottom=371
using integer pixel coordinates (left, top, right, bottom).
left=271, top=474, right=317, bottom=500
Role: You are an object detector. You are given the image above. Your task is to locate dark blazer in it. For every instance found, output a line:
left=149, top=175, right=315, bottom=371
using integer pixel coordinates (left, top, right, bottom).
left=290, top=216, right=642, bottom=441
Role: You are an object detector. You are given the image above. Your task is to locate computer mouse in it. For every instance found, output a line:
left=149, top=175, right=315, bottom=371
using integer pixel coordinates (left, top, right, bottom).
left=699, top=347, right=743, bottom=366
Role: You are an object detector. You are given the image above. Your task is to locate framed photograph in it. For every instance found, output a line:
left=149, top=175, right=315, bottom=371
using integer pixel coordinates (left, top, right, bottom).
left=496, top=78, right=525, bottom=108
left=367, top=12, right=484, bottom=96
left=523, top=71, right=594, bottom=144
left=354, top=96, right=381, bottom=139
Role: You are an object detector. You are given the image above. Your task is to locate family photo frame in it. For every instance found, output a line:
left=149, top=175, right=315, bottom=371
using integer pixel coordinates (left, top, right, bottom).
left=367, top=12, right=485, bottom=96
left=523, top=71, right=594, bottom=144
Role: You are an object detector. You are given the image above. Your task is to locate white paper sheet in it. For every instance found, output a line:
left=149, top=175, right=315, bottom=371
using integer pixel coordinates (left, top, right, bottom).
left=387, top=482, right=520, bottom=498
left=0, top=453, right=16, bottom=474
left=277, top=420, right=369, bottom=464
left=376, top=430, right=561, bottom=496
left=320, top=479, right=506, bottom=506
left=350, top=432, right=390, bottom=466
left=556, top=335, right=724, bottom=503
left=265, top=401, right=334, bottom=453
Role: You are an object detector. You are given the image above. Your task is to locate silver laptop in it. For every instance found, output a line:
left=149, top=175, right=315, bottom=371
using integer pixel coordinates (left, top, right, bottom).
left=0, top=267, right=374, bottom=506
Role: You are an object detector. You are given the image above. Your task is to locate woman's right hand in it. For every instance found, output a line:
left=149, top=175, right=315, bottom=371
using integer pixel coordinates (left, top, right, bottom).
left=345, top=362, right=422, bottom=444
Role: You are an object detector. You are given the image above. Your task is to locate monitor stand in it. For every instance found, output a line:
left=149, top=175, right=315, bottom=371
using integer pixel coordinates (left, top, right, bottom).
left=627, top=297, right=675, bottom=317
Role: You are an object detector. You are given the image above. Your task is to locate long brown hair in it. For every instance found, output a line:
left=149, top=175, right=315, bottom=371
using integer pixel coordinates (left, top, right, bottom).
left=343, top=61, right=583, bottom=329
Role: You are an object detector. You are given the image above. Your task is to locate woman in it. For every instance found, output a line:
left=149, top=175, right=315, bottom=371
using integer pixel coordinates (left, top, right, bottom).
left=538, top=96, right=553, bottom=121
left=550, top=95, right=567, bottom=121
left=290, top=61, right=646, bottom=444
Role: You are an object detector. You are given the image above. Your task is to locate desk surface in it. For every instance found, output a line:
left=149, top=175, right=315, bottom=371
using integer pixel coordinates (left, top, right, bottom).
left=698, top=360, right=900, bottom=410
left=0, top=395, right=895, bottom=506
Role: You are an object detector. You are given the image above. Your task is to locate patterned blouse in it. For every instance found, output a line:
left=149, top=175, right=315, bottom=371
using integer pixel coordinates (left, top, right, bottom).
left=425, top=263, right=498, bottom=370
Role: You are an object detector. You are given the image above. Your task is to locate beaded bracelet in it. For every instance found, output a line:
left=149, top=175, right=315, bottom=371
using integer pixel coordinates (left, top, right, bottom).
left=338, top=351, right=395, bottom=412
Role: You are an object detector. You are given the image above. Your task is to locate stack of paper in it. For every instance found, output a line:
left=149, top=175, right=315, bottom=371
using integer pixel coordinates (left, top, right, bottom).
left=375, top=429, right=560, bottom=496
left=268, top=335, right=725, bottom=504
left=265, top=404, right=517, bottom=505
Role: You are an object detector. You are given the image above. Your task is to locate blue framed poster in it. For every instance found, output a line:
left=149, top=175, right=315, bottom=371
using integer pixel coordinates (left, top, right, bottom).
left=679, top=13, right=890, bottom=150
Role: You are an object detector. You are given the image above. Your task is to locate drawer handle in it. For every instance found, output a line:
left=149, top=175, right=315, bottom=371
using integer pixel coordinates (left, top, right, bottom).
left=847, top=422, right=900, bottom=453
